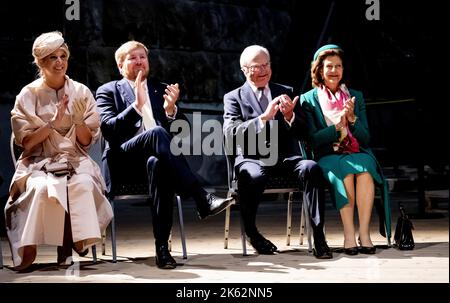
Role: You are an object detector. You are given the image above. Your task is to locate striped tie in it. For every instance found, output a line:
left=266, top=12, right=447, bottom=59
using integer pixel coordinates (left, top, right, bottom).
left=258, top=87, right=269, bottom=112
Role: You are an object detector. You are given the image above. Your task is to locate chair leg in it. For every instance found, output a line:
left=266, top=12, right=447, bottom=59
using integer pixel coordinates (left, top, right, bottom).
left=101, top=230, right=106, bottom=255
left=0, top=239, right=3, bottom=269
left=286, top=192, right=294, bottom=246
left=110, top=199, right=117, bottom=263
left=224, top=200, right=248, bottom=256
left=378, top=213, right=391, bottom=247
left=307, top=220, right=313, bottom=253
left=224, top=206, right=231, bottom=249
left=239, top=213, right=247, bottom=256
left=299, top=202, right=306, bottom=246
left=92, top=245, right=97, bottom=263
left=168, top=232, right=172, bottom=252
left=303, top=192, right=313, bottom=252
left=176, top=195, right=187, bottom=259
left=383, top=215, right=391, bottom=246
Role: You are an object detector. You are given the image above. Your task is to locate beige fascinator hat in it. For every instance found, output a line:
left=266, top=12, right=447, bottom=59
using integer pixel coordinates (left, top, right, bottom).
left=32, top=31, right=68, bottom=60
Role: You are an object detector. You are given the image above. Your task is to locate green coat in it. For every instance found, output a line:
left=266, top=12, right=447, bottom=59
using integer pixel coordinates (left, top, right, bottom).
left=300, top=87, right=391, bottom=241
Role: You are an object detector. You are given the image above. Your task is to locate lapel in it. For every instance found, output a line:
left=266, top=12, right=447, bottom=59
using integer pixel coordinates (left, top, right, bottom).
left=241, top=82, right=264, bottom=115
left=117, top=78, right=135, bottom=108
left=117, top=78, right=165, bottom=126
left=311, top=88, right=329, bottom=128
left=268, top=82, right=285, bottom=99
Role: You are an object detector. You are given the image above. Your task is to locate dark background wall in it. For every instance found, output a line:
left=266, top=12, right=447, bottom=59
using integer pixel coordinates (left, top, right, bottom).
left=0, top=1, right=445, bottom=197
left=1, top=1, right=431, bottom=102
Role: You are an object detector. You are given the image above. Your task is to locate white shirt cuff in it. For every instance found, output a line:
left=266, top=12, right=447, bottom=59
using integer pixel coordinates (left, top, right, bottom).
left=258, top=117, right=266, bottom=129
left=166, top=105, right=178, bottom=120
left=285, top=112, right=295, bottom=127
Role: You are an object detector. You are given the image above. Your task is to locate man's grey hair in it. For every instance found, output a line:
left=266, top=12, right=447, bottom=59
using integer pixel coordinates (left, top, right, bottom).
left=239, top=45, right=270, bottom=68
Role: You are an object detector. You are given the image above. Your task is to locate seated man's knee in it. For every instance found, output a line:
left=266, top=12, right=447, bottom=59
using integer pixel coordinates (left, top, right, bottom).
left=145, top=126, right=168, bottom=138
left=142, top=126, right=172, bottom=151
left=238, top=167, right=266, bottom=188
left=302, top=160, right=323, bottom=180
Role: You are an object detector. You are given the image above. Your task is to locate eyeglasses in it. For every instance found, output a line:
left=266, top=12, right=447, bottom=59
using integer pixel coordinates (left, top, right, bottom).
left=244, top=62, right=271, bottom=72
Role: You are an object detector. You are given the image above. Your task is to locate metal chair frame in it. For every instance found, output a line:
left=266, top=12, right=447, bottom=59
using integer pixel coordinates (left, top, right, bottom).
left=104, top=187, right=187, bottom=263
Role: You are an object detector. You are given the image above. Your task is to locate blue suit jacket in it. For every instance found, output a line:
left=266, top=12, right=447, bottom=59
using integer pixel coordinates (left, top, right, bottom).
left=223, top=81, right=308, bottom=168
left=95, top=78, right=186, bottom=191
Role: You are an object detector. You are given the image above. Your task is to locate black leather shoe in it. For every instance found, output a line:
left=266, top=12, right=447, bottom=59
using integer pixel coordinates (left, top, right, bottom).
left=249, top=235, right=278, bottom=255
left=313, top=239, right=333, bottom=259
left=72, top=244, right=89, bottom=257
left=359, top=246, right=376, bottom=254
left=197, top=194, right=234, bottom=220
left=155, top=245, right=177, bottom=269
left=344, top=247, right=359, bottom=255
left=75, top=248, right=89, bottom=257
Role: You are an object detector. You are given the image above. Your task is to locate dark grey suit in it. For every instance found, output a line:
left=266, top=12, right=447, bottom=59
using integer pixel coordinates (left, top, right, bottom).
left=223, top=81, right=326, bottom=239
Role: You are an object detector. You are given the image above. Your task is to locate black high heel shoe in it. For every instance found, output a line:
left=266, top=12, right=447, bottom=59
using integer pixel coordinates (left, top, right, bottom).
left=358, top=237, right=376, bottom=254
left=75, top=248, right=89, bottom=257
left=358, top=246, right=376, bottom=254
left=344, top=246, right=359, bottom=255
left=72, top=244, right=89, bottom=257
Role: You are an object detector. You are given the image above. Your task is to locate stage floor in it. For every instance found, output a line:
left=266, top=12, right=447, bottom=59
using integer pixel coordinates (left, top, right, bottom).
left=1, top=191, right=448, bottom=284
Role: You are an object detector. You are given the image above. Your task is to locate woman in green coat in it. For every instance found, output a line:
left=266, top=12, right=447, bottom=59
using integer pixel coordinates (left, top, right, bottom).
left=300, top=44, right=390, bottom=255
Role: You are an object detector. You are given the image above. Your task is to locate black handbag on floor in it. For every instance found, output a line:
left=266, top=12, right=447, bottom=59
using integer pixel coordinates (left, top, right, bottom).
left=393, top=204, right=415, bottom=250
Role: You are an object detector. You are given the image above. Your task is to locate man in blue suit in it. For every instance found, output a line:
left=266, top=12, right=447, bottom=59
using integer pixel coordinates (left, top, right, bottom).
left=96, top=41, right=233, bottom=269
left=223, top=45, right=332, bottom=258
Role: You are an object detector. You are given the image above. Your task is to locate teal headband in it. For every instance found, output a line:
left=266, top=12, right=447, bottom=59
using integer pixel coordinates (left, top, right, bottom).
left=313, top=44, right=342, bottom=61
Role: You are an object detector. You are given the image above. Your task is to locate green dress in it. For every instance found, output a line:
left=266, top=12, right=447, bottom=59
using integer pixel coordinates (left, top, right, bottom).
left=300, top=87, right=391, bottom=240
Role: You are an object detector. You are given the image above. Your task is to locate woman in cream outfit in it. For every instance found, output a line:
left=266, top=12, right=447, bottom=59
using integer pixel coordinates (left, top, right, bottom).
left=5, top=31, right=113, bottom=270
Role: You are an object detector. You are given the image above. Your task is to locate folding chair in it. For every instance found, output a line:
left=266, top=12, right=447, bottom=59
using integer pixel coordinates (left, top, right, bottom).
left=10, top=134, right=98, bottom=263
left=100, top=138, right=187, bottom=263
left=223, top=141, right=313, bottom=256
